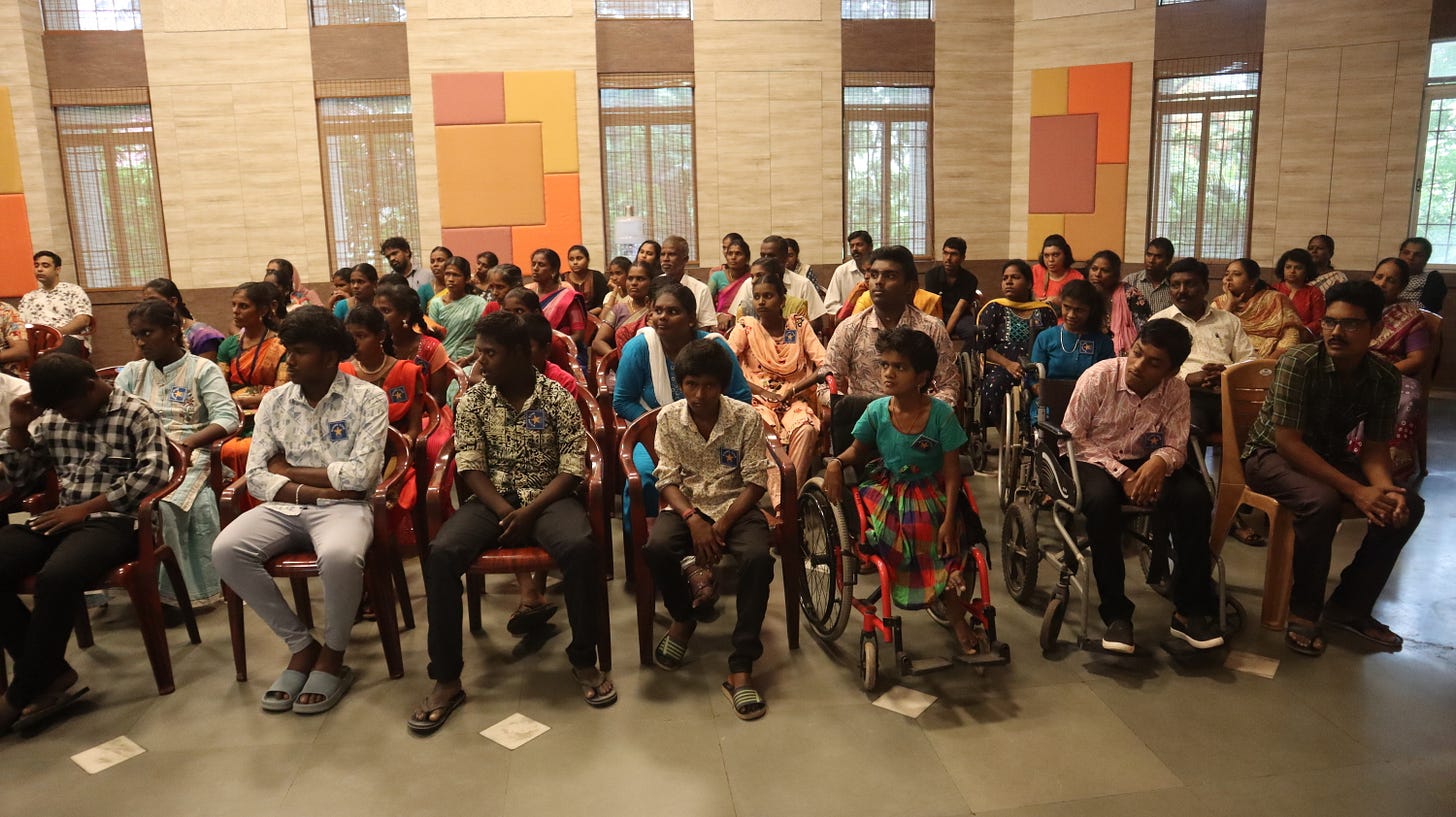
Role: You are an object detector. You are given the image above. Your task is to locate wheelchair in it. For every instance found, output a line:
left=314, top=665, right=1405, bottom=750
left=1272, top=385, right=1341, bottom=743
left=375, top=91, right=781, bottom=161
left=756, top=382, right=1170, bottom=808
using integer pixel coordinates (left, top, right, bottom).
left=956, top=327, right=989, bottom=473
left=997, top=368, right=1245, bottom=659
left=994, top=357, right=1040, bottom=511
left=797, top=458, right=1010, bottom=691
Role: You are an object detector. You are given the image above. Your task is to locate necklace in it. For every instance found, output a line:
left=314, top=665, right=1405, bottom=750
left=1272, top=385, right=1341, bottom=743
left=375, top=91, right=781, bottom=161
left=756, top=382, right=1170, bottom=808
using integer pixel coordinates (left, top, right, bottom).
left=353, top=354, right=394, bottom=381
left=1058, top=326, right=1082, bottom=353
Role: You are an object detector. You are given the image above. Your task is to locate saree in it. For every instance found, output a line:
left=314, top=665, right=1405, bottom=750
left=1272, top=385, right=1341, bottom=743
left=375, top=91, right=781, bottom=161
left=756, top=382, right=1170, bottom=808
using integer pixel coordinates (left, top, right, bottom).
left=1212, top=288, right=1303, bottom=358
left=1348, top=303, right=1430, bottom=482
left=540, top=286, right=586, bottom=334
left=428, top=293, right=489, bottom=360
left=217, top=331, right=287, bottom=476
left=715, top=272, right=752, bottom=314
left=1106, top=283, right=1151, bottom=355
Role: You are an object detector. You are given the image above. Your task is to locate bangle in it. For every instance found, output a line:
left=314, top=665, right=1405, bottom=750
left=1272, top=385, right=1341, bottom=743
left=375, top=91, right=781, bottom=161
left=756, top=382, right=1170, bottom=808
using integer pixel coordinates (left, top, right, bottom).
left=293, top=483, right=304, bottom=505
left=826, top=457, right=842, bottom=468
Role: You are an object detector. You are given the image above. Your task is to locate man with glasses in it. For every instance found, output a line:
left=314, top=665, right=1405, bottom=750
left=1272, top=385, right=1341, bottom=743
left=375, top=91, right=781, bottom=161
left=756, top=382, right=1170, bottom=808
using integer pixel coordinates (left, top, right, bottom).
left=1241, top=281, right=1423, bottom=657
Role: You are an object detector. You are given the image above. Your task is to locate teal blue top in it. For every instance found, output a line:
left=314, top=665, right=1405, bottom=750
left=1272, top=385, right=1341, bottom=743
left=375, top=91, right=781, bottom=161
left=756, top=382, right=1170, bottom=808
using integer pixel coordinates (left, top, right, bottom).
left=852, top=397, right=967, bottom=482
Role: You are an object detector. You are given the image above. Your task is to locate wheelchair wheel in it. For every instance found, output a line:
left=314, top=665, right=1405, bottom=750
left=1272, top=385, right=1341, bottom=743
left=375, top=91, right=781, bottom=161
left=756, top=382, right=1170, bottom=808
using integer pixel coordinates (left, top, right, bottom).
left=926, top=597, right=950, bottom=627
left=1223, top=595, right=1246, bottom=636
left=859, top=632, right=879, bottom=691
left=967, top=433, right=989, bottom=474
left=797, top=478, right=853, bottom=641
left=1001, top=501, right=1040, bottom=604
left=1133, top=516, right=1174, bottom=597
left=997, top=393, right=1020, bottom=509
left=1040, top=593, right=1066, bottom=653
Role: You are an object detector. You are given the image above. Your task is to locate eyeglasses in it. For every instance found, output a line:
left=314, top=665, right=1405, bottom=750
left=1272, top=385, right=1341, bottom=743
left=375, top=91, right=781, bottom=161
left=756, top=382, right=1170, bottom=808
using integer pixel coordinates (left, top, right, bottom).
left=1320, top=317, right=1370, bottom=332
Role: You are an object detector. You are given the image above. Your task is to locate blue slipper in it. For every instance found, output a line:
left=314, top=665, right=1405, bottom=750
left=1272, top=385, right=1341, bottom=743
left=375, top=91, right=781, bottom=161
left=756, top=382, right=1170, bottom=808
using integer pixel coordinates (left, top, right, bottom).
left=292, top=666, right=356, bottom=715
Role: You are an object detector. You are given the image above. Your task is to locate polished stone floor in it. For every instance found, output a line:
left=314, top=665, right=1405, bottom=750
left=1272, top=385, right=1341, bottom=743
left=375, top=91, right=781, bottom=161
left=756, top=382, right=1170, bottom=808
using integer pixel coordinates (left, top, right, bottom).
left=2, top=401, right=1454, bottom=817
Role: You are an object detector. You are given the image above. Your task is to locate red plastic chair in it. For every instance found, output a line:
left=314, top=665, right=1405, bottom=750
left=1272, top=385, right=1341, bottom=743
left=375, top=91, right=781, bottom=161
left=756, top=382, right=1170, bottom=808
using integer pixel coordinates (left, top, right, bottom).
left=0, top=441, right=194, bottom=696
left=23, top=323, right=61, bottom=365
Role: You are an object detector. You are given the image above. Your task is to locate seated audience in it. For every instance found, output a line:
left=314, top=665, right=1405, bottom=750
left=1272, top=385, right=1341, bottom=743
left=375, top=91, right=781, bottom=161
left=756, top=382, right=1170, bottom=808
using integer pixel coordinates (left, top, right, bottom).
left=374, top=282, right=451, bottom=407
left=709, top=236, right=753, bottom=308
left=784, top=237, right=820, bottom=293
left=1125, top=237, right=1175, bottom=313
left=0, top=353, right=170, bottom=732
left=1085, top=250, right=1151, bottom=356
left=327, top=268, right=351, bottom=310
left=845, top=273, right=943, bottom=323
left=332, top=263, right=379, bottom=321
left=531, top=248, right=589, bottom=354
left=823, top=328, right=987, bottom=655
left=1062, top=319, right=1223, bottom=653
left=264, top=258, right=323, bottom=312
left=1242, top=281, right=1424, bottom=656
left=426, top=246, right=452, bottom=306
left=727, top=270, right=829, bottom=504
left=0, top=298, right=29, bottom=378
left=142, top=279, right=225, bottom=361
left=635, top=239, right=663, bottom=275
left=1213, top=259, right=1302, bottom=358
left=473, top=251, right=500, bottom=286
left=596, top=255, right=632, bottom=317
left=824, top=230, right=874, bottom=317
left=381, top=236, right=432, bottom=306
left=1350, top=258, right=1432, bottom=482
left=1308, top=234, right=1347, bottom=294
left=1274, top=248, right=1326, bottom=338
left=525, top=314, right=580, bottom=400
left=660, top=236, right=718, bottom=330
left=1029, top=279, right=1113, bottom=418
left=707, top=232, right=741, bottom=275
left=737, top=258, right=813, bottom=326
left=1397, top=237, right=1445, bottom=314
left=23, top=251, right=93, bottom=356
left=500, top=287, right=577, bottom=374
left=410, top=312, right=612, bottom=733
left=211, top=307, right=388, bottom=714
left=565, top=245, right=609, bottom=312
left=644, top=340, right=772, bottom=721
left=115, top=300, right=240, bottom=614
left=924, top=236, right=980, bottom=341
left=743, top=236, right=828, bottom=331
left=428, top=257, right=489, bottom=362
left=339, top=305, right=425, bottom=447
left=218, top=282, right=289, bottom=412
left=1031, top=234, right=1084, bottom=313
left=592, top=261, right=653, bottom=357
left=480, top=263, right=524, bottom=315
left=974, top=260, right=1056, bottom=429
left=1151, top=258, right=1255, bottom=433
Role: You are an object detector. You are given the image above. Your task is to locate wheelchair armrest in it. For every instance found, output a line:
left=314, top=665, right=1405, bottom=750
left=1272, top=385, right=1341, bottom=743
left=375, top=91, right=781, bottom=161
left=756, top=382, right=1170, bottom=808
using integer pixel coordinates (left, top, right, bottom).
left=1036, top=421, right=1070, bottom=441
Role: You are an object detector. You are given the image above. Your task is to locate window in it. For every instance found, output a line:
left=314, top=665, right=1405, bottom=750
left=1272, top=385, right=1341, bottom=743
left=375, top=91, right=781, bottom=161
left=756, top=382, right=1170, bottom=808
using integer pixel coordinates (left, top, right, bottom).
left=54, top=103, right=168, bottom=288
left=843, top=82, right=932, bottom=255
left=309, top=0, right=405, bottom=25
left=599, top=75, right=697, bottom=258
left=317, top=95, right=420, bottom=270
left=596, top=0, right=691, bottom=19
left=1412, top=41, right=1456, bottom=264
left=1149, top=57, right=1260, bottom=262
left=1156, top=0, right=1204, bottom=5
left=841, top=1, right=931, bottom=19
left=41, top=0, right=142, bottom=31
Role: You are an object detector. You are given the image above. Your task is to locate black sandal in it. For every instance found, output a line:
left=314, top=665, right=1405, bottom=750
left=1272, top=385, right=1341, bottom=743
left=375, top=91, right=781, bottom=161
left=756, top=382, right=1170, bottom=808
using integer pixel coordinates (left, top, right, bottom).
left=721, top=681, right=766, bottom=721
left=1285, top=619, right=1326, bottom=657
left=507, top=601, right=558, bottom=636
left=406, top=690, right=466, bottom=735
left=1324, top=613, right=1403, bottom=652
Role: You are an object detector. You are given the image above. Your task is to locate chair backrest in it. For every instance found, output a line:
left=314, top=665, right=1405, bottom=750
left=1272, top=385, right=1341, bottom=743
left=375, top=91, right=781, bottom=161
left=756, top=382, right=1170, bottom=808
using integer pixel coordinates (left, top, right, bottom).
left=595, top=346, right=621, bottom=404
left=95, top=365, right=124, bottom=383
left=25, top=323, right=62, bottom=361
left=618, top=408, right=660, bottom=481
left=444, top=360, right=470, bottom=395
left=1419, top=309, right=1442, bottom=388
left=1218, top=358, right=1278, bottom=492
left=575, top=389, right=605, bottom=436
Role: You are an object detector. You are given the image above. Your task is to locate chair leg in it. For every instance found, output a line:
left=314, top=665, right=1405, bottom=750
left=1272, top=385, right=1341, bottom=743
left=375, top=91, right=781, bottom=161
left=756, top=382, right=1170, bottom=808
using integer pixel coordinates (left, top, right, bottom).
left=634, top=548, right=656, bottom=667
left=161, top=551, right=202, bottom=645
left=391, top=556, right=415, bottom=632
left=124, top=571, right=177, bottom=695
left=74, top=596, right=94, bottom=649
left=1209, top=485, right=1244, bottom=557
left=290, top=577, right=314, bottom=630
left=367, top=557, right=404, bottom=679
left=621, top=515, right=636, bottom=594
left=778, top=533, right=800, bottom=651
left=1261, top=509, right=1296, bottom=631
left=223, top=583, right=248, bottom=681
left=466, top=573, right=485, bottom=634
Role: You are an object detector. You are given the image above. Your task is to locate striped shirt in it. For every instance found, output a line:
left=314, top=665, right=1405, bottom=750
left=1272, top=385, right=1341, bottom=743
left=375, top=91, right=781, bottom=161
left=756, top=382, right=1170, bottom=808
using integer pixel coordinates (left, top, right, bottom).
left=1061, top=357, right=1190, bottom=479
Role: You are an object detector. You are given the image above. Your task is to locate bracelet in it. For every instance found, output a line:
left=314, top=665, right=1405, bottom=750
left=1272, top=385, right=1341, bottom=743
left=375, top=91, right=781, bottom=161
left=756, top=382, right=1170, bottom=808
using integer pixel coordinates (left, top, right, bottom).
left=293, top=483, right=304, bottom=505
left=826, top=456, right=842, bottom=468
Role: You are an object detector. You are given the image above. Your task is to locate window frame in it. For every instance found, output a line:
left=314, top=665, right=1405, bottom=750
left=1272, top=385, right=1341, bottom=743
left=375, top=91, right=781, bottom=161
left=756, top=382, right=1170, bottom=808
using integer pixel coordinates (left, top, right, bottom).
left=840, top=0, right=933, bottom=20
left=40, top=0, right=143, bottom=31
left=594, top=0, right=692, bottom=19
left=1410, top=42, right=1456, bottom=267
left=315, top=94, right=421, bottom=272
left=308, top=0, right=406, bottom=26
left=598, top=78, right=700, bottom=261
left=842, top=84, right=934, bottom=257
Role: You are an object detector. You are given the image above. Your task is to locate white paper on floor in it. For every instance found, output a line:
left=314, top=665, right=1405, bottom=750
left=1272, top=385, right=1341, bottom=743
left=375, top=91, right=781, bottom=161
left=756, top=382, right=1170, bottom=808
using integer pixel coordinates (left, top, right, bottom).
left=872, top=685, right=938, bottom=718
left=481, top=713, right=550, bottom=749
left=71, top=736, right=146, bottom=774
left=1224, top=649, right=1279, bottom=679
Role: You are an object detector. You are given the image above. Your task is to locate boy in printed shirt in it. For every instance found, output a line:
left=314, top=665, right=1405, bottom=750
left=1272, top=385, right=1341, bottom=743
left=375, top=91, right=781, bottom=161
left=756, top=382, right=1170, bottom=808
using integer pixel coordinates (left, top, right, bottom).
left=644, top=339, right=774, bottom=721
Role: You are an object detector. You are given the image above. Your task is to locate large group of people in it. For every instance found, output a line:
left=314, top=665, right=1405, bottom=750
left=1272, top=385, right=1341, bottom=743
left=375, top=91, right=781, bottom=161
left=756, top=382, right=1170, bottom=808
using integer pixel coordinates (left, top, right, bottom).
left=0, top=226, right=1438, bottom=734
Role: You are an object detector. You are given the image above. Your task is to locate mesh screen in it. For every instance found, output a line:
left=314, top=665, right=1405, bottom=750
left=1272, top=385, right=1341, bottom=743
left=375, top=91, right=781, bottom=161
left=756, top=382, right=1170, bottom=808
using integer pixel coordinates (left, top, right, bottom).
left=844, top=84, right=932, bottom=255
left=310, top=0, right=406, bottom=25
left=599, top=76, right=697, bottom=259
left=317, top=96, right=420, bottom=270
left=1415, top=94, right=1456, bottom=264
left=41, top=0, right=141, bottom=31
left=54, top=104, right=169, bottom=289
left=1150, top=56, right=1261, bottom=263
left=841, top=1, right=932, bottom=19
left=596, top=1, right=691, bottom=18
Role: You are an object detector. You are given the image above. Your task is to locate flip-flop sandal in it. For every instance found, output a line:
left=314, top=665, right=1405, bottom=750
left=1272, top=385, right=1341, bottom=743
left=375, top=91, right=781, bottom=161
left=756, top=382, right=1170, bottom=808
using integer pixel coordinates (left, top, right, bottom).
left=261, top=669, right=309, bottom=712
left=292, top=666, right=356, bottom=715
left=572, top=667, right=618, bottom=708
left=1231, top=525, right=1266, bottom=548
left=721, top=681, right=766, bottom=721
left=653, top=632, right=689, bottom=671
left=406, top=690, right=466, bottom=735
left=12, top=686, right=90, bottom=732
left=506, top=602, right=559, bottom=636
left=1325, top=615, right=1404, bottom=651
left=1284, top=621, right=1326, bottom=657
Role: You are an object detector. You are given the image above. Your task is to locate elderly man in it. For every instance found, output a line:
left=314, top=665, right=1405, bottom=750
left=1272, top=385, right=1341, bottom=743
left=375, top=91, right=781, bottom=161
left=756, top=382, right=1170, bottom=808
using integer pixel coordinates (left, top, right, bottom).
left=1150, top=257, right=1254, bottom=433
left=823, top=230, right=875, bottom=316
left=660, top=235, right=717, bottom=330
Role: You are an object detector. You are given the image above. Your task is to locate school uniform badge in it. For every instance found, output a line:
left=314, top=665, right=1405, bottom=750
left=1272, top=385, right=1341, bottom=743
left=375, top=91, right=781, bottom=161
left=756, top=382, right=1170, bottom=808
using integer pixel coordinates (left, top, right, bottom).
left=328, top=420, right=349, bottom=441
left=719, top=447, right=740, bottom=467
left=783, top=328, right=798, bottom=344
left=1138, top=431, right=1164, bottom=452
left=388, top=385, right=408, bottom=403
left=1078, top=340, right=1095, bottom=354
left=911, top=435, right=936, bottom=452
left=168, top=386, right=191, bottom=403
left=524, top=408, right=549, bottom=430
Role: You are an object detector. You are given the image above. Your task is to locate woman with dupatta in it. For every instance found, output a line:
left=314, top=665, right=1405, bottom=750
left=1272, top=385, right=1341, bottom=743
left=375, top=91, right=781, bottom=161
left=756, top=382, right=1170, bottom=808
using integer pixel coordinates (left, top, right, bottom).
left=1213, top=259, right=1303, bottom=358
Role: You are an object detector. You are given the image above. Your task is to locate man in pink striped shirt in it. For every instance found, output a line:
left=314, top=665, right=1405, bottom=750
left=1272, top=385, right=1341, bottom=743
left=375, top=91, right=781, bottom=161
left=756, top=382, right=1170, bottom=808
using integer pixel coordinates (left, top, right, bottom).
left=1061, top=318, right=1223, bottom=654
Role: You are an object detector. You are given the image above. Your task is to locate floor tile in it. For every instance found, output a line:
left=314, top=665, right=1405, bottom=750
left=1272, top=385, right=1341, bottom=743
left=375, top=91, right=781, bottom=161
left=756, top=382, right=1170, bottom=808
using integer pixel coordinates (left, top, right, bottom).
left=1189, top=760, right=1450, bottom=817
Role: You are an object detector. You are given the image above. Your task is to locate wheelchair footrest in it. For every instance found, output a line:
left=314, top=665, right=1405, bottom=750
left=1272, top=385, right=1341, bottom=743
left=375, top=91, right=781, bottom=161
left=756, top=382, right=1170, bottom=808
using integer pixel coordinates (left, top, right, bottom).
left=954, top=642, right=1011, bottom=667
left=904, top=657, right=954, bottom=675
left=1079, top=640, right=1156, bottom=659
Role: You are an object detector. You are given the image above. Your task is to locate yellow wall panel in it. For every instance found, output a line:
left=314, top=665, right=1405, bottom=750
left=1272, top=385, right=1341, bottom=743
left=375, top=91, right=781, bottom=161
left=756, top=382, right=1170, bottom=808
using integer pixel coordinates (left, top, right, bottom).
left=1030, top=68, right=1068, bottom=117
left=1027, top=213, right=1065, bottom=260
left=504, top=70, right=578, bottom=174
left=1063, top=163, right=1128, bottom=260
left=0, top=88, right=22, bottom=195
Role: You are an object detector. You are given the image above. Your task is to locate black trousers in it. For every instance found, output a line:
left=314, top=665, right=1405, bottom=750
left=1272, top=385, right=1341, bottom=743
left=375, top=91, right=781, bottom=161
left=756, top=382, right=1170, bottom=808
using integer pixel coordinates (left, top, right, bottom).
left=1075, top=459, right=1217, bottom=625
left=1189, top=387, right=1222, bottom=436
left=0, top=518, right=135, bottom=708
left=1243, top=448, right=1424, bottom=622
left=424, top=496, right=600, bottom=681
left=643, top=511, right=773, bottom=674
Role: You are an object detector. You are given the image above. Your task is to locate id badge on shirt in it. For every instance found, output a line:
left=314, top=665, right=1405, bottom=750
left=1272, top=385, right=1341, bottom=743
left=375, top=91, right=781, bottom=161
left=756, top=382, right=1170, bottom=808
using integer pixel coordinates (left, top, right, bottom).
left=911, top=434, right=936, bottom=453
left=1138, top=431, right=1165, bottom=455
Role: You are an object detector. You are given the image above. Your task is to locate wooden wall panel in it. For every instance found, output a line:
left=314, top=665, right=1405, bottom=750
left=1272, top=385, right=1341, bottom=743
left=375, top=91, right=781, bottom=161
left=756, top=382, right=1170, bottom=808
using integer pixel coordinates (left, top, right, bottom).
left=43, top=31, right=148, bottom=90
left=311, top=23, right=409, bottom=82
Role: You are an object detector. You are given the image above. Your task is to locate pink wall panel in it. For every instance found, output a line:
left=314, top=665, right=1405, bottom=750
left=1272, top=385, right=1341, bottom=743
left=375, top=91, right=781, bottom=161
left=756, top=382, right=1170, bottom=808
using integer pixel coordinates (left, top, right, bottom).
left=432, top=72, right=506, bottom=126
left=1028, top=114, right=1098, bottom=214
left=441, top=227, right=513, bottom=270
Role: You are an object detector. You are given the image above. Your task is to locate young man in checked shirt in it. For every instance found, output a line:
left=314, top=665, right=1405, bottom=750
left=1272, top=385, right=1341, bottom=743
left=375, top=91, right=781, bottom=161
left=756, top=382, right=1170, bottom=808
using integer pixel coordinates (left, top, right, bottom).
left=409, top=312, right=611, bottom=735
left=0, top=353, right=170, bottom=732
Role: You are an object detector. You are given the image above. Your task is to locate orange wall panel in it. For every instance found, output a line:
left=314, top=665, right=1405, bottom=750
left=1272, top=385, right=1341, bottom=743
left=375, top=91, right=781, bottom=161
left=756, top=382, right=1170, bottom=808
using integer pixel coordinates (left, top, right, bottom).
left=432, top=72, right=506, bottom=126
left=441, top=226, right=513, bottom=270
left=510, top=173, right=582, bottom=267
left=1027, top=214, right=1065, bottom=261
left=1068, top=62, right=1132, bottom=164
left=0, top=194, right=34, bottom=297
left=0, top=88, right=22, bottom=195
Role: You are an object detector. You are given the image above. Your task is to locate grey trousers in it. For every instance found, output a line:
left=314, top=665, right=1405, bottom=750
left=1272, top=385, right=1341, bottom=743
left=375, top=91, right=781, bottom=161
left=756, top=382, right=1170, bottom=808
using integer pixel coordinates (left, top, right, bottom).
left=212, top=502, right=373, bottom=653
